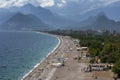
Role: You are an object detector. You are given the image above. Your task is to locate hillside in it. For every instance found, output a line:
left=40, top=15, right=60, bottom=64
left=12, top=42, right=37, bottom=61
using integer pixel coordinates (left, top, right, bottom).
left=77, top=5, right=120, bottom=22
left=0, top=3, right=74, bottom=29
left=10, top=4, right=74, bottom=28
left=0, top=9, right=13, bottom=24
left=66, top=14, right=120, bottom=32
left=0, top=12, right=50, bottom=30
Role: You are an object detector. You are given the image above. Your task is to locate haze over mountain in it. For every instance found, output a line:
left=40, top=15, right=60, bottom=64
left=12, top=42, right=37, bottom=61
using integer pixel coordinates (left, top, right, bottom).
left=1, top=0, right=120, bottom=21
left=0, top=9, right=13, bottom=24
left=72, top=4, right=120, bottom=22
left=11, top=4, right=74, bottom=27
left=47, top=0, right=120, bottom=21
left=0, top=12, right=50, bottom=30
left=0, top=0, right=120, bottom=31
left=66, top=14, right=120, bottom=32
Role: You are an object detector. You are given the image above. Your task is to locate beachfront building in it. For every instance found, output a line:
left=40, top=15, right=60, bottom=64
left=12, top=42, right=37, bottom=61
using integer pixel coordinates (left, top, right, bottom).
left=79, top=47, right=89, bottom=58
left=73, top=39, right=80, bottom=43
left=89, top=63, right=109, bottom=71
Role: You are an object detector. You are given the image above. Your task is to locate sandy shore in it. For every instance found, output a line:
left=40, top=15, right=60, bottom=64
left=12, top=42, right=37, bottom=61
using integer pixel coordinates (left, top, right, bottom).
left=23, top=35, right=115, bottom=80
left=22, top=35, right=62, bottom=80
left=22, top=34, right=92, bottom=80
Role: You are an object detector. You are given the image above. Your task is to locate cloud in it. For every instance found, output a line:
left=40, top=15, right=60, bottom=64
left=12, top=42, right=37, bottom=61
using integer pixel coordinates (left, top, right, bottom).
left=80, top=0, right=120, bottom=14
left=0, top=0, right=27, bottom=8
left=39, top=0, right=55, bottom=7
left=56, top=0, right=66, bottom=8
left=0, top=0, right=120, bottom=9
left=43, top=0, right=120, bottom=17
left=0, top=0, right=55, bottom=8
left=59, top=0, right=120, bottom=14
left=60, top=0, right=120, bottom=7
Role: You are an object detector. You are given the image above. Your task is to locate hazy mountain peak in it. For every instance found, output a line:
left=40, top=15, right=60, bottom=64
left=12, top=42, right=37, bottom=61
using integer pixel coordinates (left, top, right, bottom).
left=97, top=12, right=106, bottom=16
left=96, top=13, right=108, bottom=20
left=14, top=12, right=25, bottom=16
left=22, top=3, right=35, bottom=8
left=0, top=12, right=51, bottom=30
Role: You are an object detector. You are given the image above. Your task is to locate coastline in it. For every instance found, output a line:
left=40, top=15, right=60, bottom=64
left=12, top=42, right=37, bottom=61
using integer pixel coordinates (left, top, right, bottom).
left=21, top=33, right=61, bottom=80
left=23, top=32, right=112, bottom=80
left=1, top=31, right=115, bottom=80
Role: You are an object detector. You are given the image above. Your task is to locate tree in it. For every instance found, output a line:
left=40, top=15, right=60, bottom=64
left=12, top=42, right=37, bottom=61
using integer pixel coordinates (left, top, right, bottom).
left=113, top=59, right=120, bottom=77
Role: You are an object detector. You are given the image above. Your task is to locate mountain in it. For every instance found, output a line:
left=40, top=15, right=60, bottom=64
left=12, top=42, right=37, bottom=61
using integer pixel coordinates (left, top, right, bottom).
left=10, top=4, right=74, bottom=28
left=0, top=3, right=120, bottom=31
left=68, top=5, right=120, bottom=22
left=84, top=15, right=120, bottom=32
left=47, top=1, right=120, bottom=22
left=0, top=8, right=14, bottom=24
left=0, top=3, right=74, bottom=30
left=66, top=14, right=120, bottom=32
left=78, top=6, right=120, bottom=21
left=0, top=12, right=50, bottom=30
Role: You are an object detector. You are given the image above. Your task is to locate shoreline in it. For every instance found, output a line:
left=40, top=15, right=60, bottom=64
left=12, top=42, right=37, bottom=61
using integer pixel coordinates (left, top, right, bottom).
left=21, top=31, right=118, bottom=80
left=21, top=33, right=61, bottom=80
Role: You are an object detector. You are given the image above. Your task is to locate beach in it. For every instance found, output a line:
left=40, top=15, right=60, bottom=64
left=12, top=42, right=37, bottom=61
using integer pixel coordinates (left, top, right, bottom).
left=22, top=35, right=115, bottom=80
left=22, top=34, right=90, bottom=80
left=22, top=34, right=62, bottom=80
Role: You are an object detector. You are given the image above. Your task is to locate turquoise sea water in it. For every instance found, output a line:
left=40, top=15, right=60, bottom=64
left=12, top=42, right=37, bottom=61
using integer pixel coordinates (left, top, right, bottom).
left=0, top=31, right=59, bottom=80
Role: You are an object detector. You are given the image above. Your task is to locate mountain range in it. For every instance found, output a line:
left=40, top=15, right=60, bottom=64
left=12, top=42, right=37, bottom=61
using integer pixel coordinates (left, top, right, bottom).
left=12, top=4, right=73, bottom=27
left=48, top=1, right=120, bottom=22
left=0, top=3, right=120, bottom=32
left=76, top=5, right=120, bottom=22
left=66, top=14, right=120, bottom=32
left=0, top=12, right=50, bottom=30
left=0, top=9, right=13, bottom=24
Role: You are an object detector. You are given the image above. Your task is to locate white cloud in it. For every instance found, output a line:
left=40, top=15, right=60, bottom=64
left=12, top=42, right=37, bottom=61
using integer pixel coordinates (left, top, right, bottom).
left=0, top=0, right=27, bottom=8
left=61, top=0, right=66, bottom=4
left=0, top=0, right=55, bottom=8
left=57, top=3, right=63, bottom=7
left=39, top=0, right=55, bottom=7
left=56, top=0, right=66, bottom=8
left=13, top=0, right=28, bottom=6
left=0, top=0, right=120, bottom=8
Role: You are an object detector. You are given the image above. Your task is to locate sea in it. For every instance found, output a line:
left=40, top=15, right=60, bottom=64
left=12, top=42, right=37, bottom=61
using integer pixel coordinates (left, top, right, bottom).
left=0, top=31, right=59, bottom=80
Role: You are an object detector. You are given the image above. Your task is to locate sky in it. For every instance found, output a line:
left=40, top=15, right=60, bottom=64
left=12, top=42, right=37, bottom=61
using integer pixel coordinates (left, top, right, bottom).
left=0, top=0, right=120, bottom=15
left=0, top=0, right=120, bottom=8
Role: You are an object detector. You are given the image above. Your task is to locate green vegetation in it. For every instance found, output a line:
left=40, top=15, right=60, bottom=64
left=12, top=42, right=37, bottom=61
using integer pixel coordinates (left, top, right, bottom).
left=47, top=30, right=120, bottom=77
